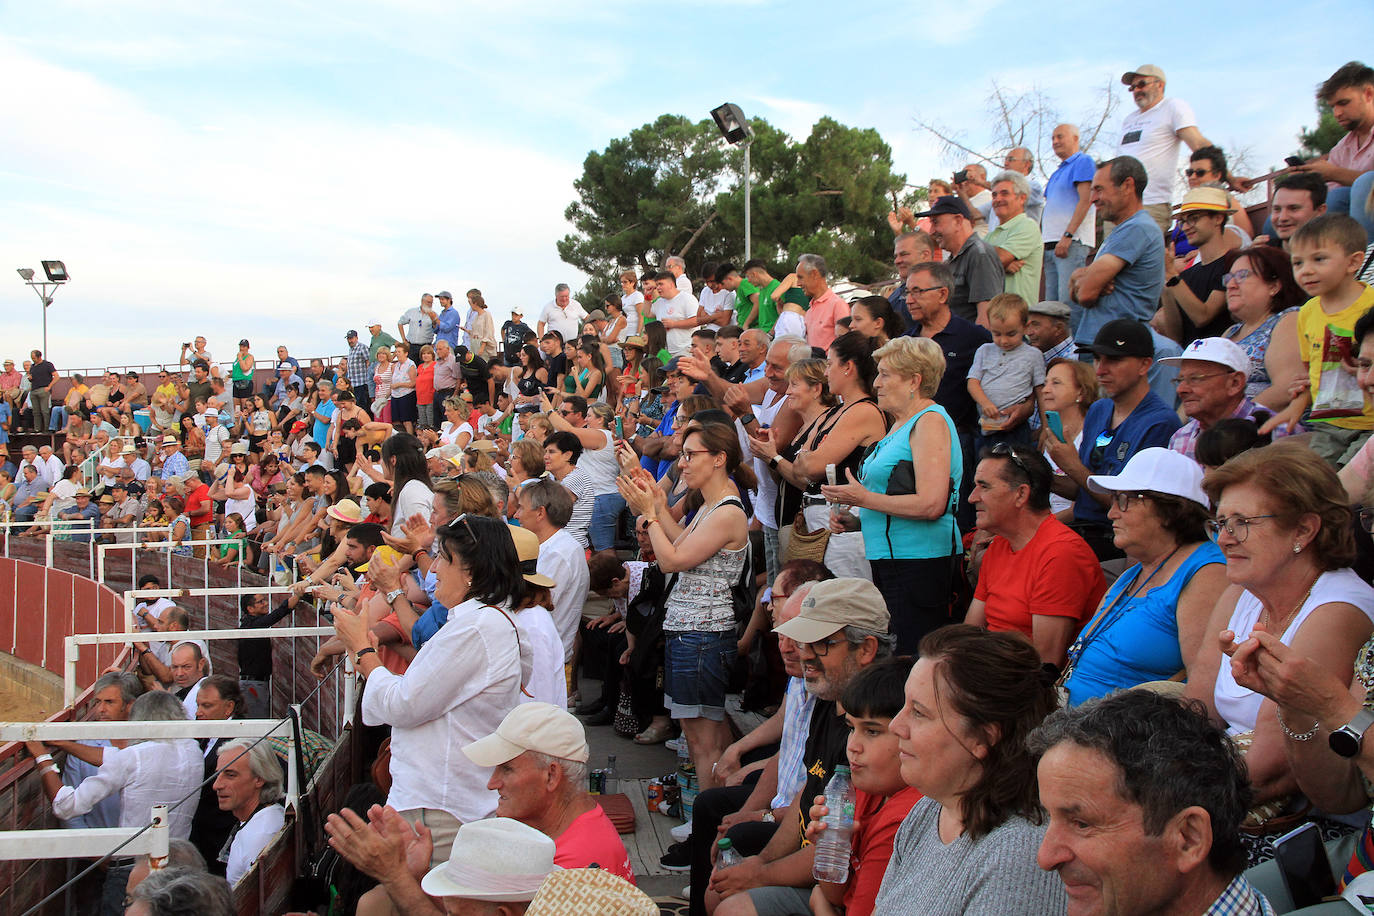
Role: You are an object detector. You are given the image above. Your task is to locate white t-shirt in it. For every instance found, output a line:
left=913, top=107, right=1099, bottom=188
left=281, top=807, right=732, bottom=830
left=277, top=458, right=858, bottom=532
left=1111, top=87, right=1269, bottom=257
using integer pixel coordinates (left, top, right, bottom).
left=539, top=299, right=588, bottom=343
left=1118, top=97, right=1197, bottom=206
left=654, top=291, right=700, bottom=357
left=675, top=274, right=693, bottom=296
left=390, top=359, right=417, bottom=397
left=749, top=389, right=788, bottom=529
left=699, top=287, right=737, bottom=328
left=537, top=528, right=590, bottom=662
left=203, top=425, right=229, bottom=465
left=440, top=421, right=473, bottom=448
left=772, top=309, right=806, bottom=342
left=392, top=479, right=434, bottom=536
left=514, top=605, right=568, bottom=708
left=225, top=803, right=287, bottom=886
left=134, top=597, right=175, bottom=630
left=620, top=292, right=644, bottom=337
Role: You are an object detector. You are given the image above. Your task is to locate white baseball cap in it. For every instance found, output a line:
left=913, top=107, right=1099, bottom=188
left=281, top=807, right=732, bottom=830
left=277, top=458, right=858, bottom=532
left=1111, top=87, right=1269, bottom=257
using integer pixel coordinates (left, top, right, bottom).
left=1156, top=337, right=1251, bottom=376
left=463, top=702, right=589, bottom=766
left=1086, top=447, right=1209, bottom=509
left=420, top=817, right=558, bottom=901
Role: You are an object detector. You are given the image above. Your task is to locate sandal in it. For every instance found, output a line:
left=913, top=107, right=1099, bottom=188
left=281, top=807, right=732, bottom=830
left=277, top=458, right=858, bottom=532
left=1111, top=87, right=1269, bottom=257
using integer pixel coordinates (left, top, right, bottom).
left=634, top=723, right=675, bottom=745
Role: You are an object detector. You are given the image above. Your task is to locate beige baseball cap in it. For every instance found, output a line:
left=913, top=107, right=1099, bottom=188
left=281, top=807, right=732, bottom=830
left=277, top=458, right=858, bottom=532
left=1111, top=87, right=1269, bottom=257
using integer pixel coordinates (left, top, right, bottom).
left=508, top=524, right=556, bottom=588
left=463, top=702, right=589, bottom=766
left=773, top=577, right=890, bottom=644
left=1121, top=64, right=1165, bottom=85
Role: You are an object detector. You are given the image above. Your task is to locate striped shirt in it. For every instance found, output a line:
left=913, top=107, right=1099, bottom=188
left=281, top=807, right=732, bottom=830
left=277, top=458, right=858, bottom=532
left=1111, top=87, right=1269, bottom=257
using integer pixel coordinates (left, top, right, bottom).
left=771, top=676, right=816, bottom=810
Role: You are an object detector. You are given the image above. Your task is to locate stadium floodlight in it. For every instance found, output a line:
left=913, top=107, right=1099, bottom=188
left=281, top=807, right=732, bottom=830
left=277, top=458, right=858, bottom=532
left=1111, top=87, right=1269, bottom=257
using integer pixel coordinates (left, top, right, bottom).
left=16, top=261, right=69, bottom=357
left=709, top=103, right=754, bottom=259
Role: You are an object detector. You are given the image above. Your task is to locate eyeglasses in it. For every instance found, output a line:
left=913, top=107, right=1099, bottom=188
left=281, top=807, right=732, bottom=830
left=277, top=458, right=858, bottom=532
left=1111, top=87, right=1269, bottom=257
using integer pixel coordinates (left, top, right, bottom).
left=989, top=442, right=1030, bottom=477
left=1184, top=168, right=1214, bottom=178
left=805, top=635, right=849, bottom=657
left=445, top=512, right=478, bottom=541
left=557, top=409, right=574, bottom=417
left=679, top=448, right=714, bottom=463
left=1206, top=514, right=1278, bottom=542
left=1222, top=269, right=1253, bottom=287
left=1112, top=492, right=1152, bottom=512
left=1127, top=79, right=1156, bottom=91
left=906, top=285, right=943, bottom=295
left=1172, top=372, right=1229, bottom=388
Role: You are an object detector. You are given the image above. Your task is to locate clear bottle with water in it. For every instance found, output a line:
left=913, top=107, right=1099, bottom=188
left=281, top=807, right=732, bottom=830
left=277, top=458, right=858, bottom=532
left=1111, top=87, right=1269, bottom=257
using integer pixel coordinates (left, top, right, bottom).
left=603, top=755, right=618, bottom=795
left=812, top=765, right=856, bottom=883
left=716, top=837, right=743, bottom=871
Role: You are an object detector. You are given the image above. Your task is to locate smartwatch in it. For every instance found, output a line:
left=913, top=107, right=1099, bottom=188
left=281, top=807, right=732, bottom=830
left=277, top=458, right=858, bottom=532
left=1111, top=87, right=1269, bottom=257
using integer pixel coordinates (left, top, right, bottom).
left=383, top=589, right=404, bottom=605
left=1329, top=708, right=1374, bottom=758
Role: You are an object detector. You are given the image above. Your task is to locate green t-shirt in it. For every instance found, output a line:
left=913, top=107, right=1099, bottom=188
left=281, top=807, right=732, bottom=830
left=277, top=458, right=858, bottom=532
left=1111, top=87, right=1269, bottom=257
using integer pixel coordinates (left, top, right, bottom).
left=369, top=332, right=399, bottom=361
left=755, top=280, right=781, bottom=332
left=985, top=213, right=1044, bottom=309
left=733, top=279, right=761, bottom=327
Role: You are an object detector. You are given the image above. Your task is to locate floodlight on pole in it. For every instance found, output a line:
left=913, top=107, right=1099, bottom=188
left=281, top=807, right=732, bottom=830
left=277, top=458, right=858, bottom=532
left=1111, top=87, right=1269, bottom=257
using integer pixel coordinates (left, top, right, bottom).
left=16, top=261, right=69, bottom=357
left=710, top=103, right=754, bottom=261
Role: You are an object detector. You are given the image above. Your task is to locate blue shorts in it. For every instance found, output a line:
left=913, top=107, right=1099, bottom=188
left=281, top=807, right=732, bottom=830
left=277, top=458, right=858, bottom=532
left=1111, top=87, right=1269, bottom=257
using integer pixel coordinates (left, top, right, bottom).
left=664, top=629, right=735, bottom=721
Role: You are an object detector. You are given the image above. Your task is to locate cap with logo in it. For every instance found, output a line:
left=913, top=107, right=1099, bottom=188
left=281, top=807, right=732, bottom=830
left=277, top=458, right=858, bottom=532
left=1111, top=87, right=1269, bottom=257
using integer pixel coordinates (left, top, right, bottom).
left=1078, top=319, right=1154, bottom=359
left=1087, top=446, right=1209, bottom=509
left=1156, top=336, right=1251, bottom=375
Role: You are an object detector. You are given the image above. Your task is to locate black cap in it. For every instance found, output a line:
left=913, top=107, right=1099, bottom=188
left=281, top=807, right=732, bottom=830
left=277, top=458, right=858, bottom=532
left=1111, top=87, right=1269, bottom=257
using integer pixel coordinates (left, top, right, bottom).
left=912, top=195, right=973, bottom=221
left=1079, top=319, right=1154, bottom=358
left=346, top=329, right=358, bottom=339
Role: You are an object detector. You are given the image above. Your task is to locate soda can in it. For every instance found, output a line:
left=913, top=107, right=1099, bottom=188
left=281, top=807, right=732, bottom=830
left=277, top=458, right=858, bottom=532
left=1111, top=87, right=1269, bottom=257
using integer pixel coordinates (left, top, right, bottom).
left=589, top=770, right=603, bottom=794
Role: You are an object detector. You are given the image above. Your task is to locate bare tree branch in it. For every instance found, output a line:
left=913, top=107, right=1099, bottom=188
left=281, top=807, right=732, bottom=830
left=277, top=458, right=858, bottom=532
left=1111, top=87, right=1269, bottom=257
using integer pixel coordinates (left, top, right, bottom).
left=1080, top=78, right=1120, bottom=156
left=673, top=210, right=718, bottom=260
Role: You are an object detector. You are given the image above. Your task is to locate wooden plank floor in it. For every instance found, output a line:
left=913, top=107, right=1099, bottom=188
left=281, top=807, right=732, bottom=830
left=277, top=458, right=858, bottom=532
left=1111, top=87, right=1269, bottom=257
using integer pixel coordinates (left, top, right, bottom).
left=622, top=777, right=685, bottom=878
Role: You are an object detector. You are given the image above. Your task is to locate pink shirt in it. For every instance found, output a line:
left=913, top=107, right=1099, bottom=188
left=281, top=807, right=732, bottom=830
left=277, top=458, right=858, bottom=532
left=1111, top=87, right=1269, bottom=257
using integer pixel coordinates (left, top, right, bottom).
left=554, top=805, right=635, bottom=885
left=1328, top=126, right=1374, bottom=190
left=804, top=289, right=847, bottom=351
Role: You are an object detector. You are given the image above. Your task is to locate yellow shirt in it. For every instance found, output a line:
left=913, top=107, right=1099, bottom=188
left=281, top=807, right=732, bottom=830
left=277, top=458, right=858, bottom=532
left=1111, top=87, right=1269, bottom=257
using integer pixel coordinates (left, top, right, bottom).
left=1297, top=284, right=1374, bottom=429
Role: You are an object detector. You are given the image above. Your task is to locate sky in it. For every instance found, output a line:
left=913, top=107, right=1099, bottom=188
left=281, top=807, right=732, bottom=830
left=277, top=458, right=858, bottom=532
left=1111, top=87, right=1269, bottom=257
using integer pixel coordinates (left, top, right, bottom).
left=2, top=0, right=1371, bottom=372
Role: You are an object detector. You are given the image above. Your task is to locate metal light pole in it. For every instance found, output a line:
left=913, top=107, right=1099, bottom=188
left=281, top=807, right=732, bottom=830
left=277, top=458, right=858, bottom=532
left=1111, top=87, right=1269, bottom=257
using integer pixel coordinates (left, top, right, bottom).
left=16, top=261, right=69, bottom=357
left=710, top=103, right=754, bottom=261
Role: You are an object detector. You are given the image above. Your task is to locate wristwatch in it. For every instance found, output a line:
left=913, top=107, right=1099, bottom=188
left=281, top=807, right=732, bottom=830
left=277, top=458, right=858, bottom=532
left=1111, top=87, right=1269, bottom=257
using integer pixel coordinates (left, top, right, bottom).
left=383, top=589, right=404, bottom=605
left=1329, top=708, right=1374, bottom=758
left=1165, top=276, right=1182, bottom=288
left=760, top=810, right=775, bottom=824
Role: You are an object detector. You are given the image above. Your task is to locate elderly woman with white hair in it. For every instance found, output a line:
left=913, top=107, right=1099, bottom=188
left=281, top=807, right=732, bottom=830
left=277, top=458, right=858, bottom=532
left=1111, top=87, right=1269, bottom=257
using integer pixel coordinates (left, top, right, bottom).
left=212, top=739, right=286, bottom=886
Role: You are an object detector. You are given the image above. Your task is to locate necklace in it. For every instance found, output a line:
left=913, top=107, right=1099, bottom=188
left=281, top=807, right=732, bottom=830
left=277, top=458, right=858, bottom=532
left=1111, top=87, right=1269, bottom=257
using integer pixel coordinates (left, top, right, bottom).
left=1060, top=544, right=1183, bottom=687
left=1260, top=573, right=1320, bottom=636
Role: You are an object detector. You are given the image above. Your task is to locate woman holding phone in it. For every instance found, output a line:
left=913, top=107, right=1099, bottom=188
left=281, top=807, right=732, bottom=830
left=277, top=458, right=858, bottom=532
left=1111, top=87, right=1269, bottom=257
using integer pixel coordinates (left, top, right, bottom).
left=1038, top=358, right=1099, bottom=518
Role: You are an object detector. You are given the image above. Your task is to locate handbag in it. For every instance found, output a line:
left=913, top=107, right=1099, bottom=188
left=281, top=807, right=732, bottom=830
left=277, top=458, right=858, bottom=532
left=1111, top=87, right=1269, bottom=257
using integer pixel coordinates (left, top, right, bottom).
left=613, top=691, right=638, bottom=738
left=783, top=509, right=830, bottom=565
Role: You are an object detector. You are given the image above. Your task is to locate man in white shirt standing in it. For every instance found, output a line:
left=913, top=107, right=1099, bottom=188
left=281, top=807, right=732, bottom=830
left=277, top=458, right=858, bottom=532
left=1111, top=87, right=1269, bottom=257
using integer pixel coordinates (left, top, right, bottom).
left=516, top=478, right=589, bottom=689
left=1116, top=64, right=1214, bottom=234
left=666, top=255, right=694, bottom=296
left=653, top=269, right=702, bottom=357
left=537, top=283, right=588, bottom=343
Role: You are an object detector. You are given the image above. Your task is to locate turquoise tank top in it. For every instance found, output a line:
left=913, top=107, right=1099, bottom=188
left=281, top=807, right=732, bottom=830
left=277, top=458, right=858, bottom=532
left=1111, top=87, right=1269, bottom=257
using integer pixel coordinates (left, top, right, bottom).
left=857, top=404, right=961, bottom=561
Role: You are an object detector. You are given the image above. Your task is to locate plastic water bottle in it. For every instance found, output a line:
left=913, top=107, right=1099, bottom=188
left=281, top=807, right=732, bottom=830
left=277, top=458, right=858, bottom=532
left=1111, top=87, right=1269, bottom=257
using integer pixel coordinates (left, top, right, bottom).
left=716, top=838, right=743, bottom=871
left=603, top=755, right=618, bottom=795
left=812, top=765, right=856, bottom=883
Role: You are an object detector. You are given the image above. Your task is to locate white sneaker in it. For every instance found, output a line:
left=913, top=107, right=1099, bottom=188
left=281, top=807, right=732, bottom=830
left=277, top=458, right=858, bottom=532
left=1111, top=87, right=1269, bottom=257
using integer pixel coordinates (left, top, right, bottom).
left=670, top=821, right=692, bottom=842
left=665, top=737, right=686, bottom=752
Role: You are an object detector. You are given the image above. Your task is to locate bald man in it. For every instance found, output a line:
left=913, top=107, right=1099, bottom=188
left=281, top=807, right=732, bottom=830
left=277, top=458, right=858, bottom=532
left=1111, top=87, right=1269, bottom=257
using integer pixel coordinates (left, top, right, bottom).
left=1042, top=123, right=1098, bottom=331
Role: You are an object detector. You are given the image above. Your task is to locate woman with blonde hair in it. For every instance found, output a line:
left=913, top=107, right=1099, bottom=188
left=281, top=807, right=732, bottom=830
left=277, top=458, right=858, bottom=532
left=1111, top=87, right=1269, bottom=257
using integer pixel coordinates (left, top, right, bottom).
left=821, top=336, right=959, bottom=653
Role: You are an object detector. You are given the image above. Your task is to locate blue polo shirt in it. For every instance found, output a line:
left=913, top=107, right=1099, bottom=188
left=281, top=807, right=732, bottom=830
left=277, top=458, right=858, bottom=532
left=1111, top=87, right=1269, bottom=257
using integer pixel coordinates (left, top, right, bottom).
left=1074, top=391, right=1181, bottom=526
left=1075, top=209, right=1165, bottom=348
left=907, top=315, right=992, bottom=431
left=436, top=306, right=463, bottom=349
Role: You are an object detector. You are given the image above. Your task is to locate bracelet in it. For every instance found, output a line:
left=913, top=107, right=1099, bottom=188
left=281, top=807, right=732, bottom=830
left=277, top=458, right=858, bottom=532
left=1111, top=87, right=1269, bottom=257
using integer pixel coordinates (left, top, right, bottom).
left=34, top=754, right=52, bottom=766
left=645, top=517, right=660, bottom=526
left=412, top=549, right=427, bottom=563
left=1277, top=708, right=1320, bottom=741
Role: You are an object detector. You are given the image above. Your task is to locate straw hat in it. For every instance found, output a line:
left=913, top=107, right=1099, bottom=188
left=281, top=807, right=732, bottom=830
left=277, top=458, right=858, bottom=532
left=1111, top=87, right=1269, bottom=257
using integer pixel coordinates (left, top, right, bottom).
left=326, top=499, right=363, bottom=524
left=524, top=868, right=657, bottom=916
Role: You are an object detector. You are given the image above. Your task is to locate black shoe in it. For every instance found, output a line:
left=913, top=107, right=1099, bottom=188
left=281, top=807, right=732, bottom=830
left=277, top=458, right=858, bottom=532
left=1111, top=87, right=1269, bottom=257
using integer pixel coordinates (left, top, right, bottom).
left=581, top=707, right=614, bottom=727
left=659, top=842, right=691, bottom=872
left=575, top=698, right=606, bottom=716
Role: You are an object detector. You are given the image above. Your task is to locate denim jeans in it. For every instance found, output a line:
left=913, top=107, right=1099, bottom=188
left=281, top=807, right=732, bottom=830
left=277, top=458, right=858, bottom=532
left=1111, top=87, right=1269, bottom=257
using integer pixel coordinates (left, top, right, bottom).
left=1328, top=171, right=1374, bottom=239
left=588, top=491, right=626, bottom=551
left=1042, top=240, right=1091, bottom=335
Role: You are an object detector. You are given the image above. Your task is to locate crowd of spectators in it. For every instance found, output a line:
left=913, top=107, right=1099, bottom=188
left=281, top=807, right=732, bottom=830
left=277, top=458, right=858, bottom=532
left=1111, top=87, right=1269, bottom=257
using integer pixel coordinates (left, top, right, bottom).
left=10, top=58, right=1374, bottom=916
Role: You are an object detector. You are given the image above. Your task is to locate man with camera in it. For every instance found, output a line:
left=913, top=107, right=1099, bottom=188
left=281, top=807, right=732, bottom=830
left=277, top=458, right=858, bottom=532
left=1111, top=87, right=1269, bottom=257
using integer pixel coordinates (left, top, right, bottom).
left=953, top=163, right=993, bottom=235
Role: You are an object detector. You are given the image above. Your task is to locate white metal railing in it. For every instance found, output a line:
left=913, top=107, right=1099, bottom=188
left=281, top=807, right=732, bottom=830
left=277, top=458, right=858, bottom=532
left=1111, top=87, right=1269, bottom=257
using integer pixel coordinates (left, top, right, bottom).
left=0, top=804, right=168, bottom=865
left=78, top=436, right=136, bottom=493
left=95, top=537, right=259, bottom=587
left=0, top=717, right=303, bottom=814
left=66, top=625, right=343, bottom=709
left=0, top=518, right=96, bottom=558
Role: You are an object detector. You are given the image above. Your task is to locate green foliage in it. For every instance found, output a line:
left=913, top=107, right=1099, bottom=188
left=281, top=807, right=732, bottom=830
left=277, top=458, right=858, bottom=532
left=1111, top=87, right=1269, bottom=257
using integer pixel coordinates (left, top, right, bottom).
left=1297, top=101, right=1344, bottom=158
left=559, top=113, right=906, bottom=288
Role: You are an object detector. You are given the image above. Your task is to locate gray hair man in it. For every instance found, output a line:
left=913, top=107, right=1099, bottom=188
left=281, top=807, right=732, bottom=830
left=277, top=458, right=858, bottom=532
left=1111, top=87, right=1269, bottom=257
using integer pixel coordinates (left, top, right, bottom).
left=1043, top=123, right=1097, bottom=328
left=1031, top=689, right=1265, bottom=915
left=213, top=740, right=286, bottom=885
left=999, top=147, right=1044, bottom=224
left=465, top=703, right=634, bottom=881
left=1026, top=301, right=1076, bottom=364
left=124, top=866, right=233, bottom=916
left=705, top=579, right=892, bottom=912
left=986, top=169, right=1044, bottom=307
left=665, top=254, right=693, bottom=296
left=1158, top=337, right=1260, bottom=462
left=1116, top=64, right=1218, bottom=233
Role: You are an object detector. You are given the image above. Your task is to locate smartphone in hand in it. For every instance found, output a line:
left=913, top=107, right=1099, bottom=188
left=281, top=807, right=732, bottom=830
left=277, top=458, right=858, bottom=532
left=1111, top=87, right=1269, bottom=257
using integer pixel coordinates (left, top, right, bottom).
left=1046, top=411, right=1065, bottom=442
